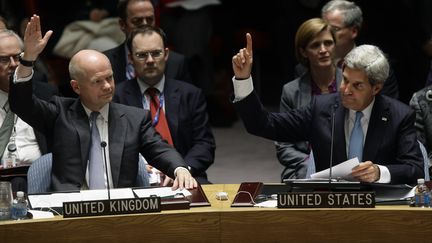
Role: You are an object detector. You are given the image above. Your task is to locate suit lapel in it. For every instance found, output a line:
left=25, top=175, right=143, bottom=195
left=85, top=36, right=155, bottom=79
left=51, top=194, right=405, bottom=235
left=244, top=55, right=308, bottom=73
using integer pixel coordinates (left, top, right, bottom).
left=125, top=78, right=144, bottom=108
left=333, top=99, right=348, bottom=163
left=164, top=79, right=179, bottom=144
left=299, top=74, right=312, bottom=107
left=69, top=100, right=91, bottom=175
left=108, top=104, right=127, bottom=187
left=363, top=96, right=388, bottom=161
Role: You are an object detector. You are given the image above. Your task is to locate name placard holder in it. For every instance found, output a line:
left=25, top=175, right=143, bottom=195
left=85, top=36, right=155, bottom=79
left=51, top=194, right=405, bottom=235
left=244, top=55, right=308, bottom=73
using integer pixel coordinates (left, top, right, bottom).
left=277, top=192, right=375, bottom=208
left=63, top=196, right=161, bottom=218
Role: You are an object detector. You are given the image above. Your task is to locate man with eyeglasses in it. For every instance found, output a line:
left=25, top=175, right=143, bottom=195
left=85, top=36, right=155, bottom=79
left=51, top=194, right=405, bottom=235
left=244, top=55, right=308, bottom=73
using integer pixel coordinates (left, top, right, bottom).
left=320, top=0, right=399, bottom=99
left=103, top=0, right=190, bottom=84
left=113, top=25, right=215, bottom=185
left=0, top=29, right=58, bottom=192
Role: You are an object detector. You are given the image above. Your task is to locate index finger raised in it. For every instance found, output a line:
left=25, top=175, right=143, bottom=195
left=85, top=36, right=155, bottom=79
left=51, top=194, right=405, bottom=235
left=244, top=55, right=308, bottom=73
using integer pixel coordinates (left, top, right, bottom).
left=246, top=33, right=253, bottom=53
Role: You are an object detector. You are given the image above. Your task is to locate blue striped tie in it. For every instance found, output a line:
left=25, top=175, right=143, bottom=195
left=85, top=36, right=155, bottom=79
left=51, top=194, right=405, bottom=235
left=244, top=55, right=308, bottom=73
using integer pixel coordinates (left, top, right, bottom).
left=348, top=111, right=364, bottom=161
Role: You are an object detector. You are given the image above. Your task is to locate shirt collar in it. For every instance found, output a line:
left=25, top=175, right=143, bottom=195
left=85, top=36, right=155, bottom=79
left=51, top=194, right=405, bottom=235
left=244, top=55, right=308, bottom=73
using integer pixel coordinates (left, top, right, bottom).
left=137, top=76, right=165, bottom=95
left=82, top=103, right=110, bottom=121
left=348, top=97, right=375, bottom=122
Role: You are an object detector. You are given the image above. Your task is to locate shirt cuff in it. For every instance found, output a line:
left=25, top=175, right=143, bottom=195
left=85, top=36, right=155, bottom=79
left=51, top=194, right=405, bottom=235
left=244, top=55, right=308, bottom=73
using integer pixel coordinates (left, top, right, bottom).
left=174, top=167, right=189, bottom=177
left=13, top=69, right=34, bottom=83
left=232, top=76, right=254, bottom=102
left=376, top=165, right=391, bottom=183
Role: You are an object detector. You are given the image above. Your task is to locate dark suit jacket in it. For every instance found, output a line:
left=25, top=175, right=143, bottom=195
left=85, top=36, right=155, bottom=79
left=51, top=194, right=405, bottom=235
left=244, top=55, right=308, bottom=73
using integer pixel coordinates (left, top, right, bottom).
left=113, top=78, right=215, bottom=184
left=9, top=79, right=187, bottom=192
left=103, top=43, right=191, bottom=84
left=235, top=91, right=423, bottom=185
left=32, top=80, right=59, bottom=154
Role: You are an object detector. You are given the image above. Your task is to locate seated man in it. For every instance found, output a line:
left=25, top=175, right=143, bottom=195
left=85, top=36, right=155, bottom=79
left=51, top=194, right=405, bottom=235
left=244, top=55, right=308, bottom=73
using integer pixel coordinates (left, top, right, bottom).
left=113, top=26, right=215, bottom=184
left=0, top=29, right=58, bottom=192
left=9, top=15, right=196, bottom=191
left=231, top=33, right=423, bottom=185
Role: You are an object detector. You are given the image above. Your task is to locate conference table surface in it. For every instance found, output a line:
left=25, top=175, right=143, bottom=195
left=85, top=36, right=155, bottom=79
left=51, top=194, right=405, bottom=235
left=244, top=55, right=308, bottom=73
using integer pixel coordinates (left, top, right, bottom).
left=1, top=184, right=432, bottom=243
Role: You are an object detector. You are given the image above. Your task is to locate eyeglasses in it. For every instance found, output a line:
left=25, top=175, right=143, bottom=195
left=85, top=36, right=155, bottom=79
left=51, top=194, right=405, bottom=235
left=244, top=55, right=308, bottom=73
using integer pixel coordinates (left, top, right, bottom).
left=134, top=50, right=164, bottom=60
left=330, top=25, right=348, bottom=32
left=0, top=53, right=20, bottom=65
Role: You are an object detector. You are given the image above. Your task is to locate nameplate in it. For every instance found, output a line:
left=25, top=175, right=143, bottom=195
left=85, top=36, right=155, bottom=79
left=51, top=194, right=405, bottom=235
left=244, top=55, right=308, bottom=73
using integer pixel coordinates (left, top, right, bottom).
left=277, top=192, right=375, bottom=208
left=63, top=197, right=161, bottom=218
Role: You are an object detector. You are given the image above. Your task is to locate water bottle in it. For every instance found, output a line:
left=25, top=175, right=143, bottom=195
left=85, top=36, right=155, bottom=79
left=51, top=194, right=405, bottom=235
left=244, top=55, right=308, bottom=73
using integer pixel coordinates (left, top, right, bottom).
left=414, top=178, right=430, bottom=207
left=11, top=191, right=28, bottom=220
left=4, top=143, right=17, bottom=168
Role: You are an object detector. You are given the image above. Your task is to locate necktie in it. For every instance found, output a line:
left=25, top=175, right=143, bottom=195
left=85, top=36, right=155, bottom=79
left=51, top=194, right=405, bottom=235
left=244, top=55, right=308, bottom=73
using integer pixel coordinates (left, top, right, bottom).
left=0, top=102, right=15, bottom=156
left=146, top=88, right=173, bottom=145
left=126, top=62, right=135, bottom=80
left=348, top=111, right=364, bottom=161
left=88, top=112, right=105, bottom=189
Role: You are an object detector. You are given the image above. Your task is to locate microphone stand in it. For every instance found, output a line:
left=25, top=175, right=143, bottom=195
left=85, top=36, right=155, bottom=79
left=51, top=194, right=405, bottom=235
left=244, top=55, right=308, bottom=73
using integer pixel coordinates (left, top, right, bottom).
left=101, top=141, right=110, bottom=200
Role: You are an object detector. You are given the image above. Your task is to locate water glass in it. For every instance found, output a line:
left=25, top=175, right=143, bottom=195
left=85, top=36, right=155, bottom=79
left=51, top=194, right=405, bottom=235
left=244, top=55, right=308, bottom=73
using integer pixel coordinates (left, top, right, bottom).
left=0, top=181, right=13, bottom=220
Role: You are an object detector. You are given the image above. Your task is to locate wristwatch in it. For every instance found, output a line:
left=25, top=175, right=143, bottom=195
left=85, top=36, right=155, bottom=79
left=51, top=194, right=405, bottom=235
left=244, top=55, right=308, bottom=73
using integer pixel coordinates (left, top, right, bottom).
left=19, top=53, right=35, bottom=67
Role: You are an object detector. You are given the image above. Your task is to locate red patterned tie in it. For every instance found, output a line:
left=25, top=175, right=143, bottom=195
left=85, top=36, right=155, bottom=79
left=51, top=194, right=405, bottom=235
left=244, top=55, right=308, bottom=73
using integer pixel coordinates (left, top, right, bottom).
left=146, top=88, right=173, bottom=145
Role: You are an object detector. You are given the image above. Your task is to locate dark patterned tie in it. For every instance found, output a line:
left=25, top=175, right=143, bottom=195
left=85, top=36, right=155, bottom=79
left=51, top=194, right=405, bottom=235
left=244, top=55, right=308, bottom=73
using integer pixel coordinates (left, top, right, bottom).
left=146, top=88, right=173, bottom=145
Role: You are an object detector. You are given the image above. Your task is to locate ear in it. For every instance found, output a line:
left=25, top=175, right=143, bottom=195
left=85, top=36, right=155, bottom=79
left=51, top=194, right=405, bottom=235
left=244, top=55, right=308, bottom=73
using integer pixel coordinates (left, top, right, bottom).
left=351, top=26, right=359, bottom=40
left=70, top=80, right=80, bottom=95
left=164, top=47, right=169, bottom=62
left=300, top=47, right=308, bottom=59
left=119, top=19, right=127, bottom=33
left=372, top=83, right=383, bottom=95
left=127, top=50, right=133, bottom=64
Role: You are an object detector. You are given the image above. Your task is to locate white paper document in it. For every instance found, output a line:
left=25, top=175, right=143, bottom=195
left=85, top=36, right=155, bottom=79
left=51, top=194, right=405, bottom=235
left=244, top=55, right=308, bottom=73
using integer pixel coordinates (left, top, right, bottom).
left=133, top=187, right=191, bottom=198
left=310, top=157, right=360, bottom=180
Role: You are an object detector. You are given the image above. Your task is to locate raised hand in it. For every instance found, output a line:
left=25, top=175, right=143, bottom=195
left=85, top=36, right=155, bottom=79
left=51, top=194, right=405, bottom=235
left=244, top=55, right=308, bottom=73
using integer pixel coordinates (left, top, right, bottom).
left=232, top=33, right=253, bottom=79
left=23, top=15, right=53, bottom=61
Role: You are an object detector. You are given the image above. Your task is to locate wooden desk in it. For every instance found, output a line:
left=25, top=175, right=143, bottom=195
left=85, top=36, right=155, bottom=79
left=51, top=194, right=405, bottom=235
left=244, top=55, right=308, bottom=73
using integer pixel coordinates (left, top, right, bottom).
left=1, top=184, right=432, bottom=242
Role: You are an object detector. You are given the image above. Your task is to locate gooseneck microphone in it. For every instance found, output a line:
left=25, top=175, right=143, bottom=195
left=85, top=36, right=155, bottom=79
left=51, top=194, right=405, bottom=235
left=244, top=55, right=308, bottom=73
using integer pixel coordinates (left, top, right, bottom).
left=101, top=141, right=110, bottom=200
left=328, top=104, right=338, bottom=190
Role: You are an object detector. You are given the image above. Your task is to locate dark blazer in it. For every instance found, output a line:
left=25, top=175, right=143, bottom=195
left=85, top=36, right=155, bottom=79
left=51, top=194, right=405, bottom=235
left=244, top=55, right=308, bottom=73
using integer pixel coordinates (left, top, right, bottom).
left=103, top=43, right=191, bottom=84
left=113, top=78, right=215, bottom=184
left=235, top=91, right=423, bottom=185
left=9, top=79, right=187, bottom=192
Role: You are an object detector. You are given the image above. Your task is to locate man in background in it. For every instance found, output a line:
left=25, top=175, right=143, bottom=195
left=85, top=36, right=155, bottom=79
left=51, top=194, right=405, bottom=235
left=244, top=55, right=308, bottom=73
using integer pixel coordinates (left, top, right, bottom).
left=114, top=26, right=215, bottom=184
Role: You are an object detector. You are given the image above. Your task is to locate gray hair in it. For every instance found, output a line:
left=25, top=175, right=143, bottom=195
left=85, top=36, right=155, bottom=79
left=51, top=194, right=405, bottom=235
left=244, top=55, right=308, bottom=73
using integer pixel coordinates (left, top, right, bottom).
left=344, top=45, right=389, bottom=85
left=321, top=0, right=363, bottom=30
left=0, top=29, right=24, bottom=51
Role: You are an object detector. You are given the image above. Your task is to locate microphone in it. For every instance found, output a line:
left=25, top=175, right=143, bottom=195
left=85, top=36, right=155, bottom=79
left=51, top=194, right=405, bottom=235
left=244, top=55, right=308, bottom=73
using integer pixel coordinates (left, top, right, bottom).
left=100, top=141, right=110, bottom=200
left=328, top=103, right=338, bottom=189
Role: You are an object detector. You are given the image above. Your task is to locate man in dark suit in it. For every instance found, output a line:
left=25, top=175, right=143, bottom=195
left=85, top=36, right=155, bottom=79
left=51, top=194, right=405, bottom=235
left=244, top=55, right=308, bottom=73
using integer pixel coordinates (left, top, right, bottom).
left=232, top=33, right=423, bottom=185
left=9, top=15, right=196, bottom=192
left=114, top=26, right=215, bottom=184
left=103, top=0, right=190, bottom=84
